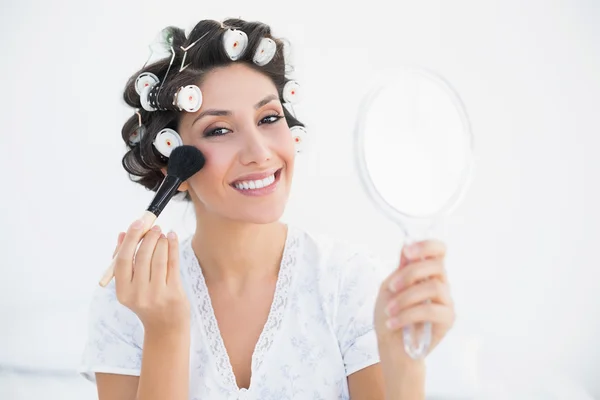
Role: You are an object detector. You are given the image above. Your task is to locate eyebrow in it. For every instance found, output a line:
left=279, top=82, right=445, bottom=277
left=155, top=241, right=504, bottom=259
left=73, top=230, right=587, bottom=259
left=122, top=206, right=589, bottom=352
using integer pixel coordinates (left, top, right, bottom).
left=191, top=94, right=280, bottom=127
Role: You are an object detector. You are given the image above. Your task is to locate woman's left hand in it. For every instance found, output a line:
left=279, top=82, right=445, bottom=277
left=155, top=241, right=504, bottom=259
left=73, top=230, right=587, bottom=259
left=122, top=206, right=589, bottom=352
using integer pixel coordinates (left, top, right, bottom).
left=374, top=239, right=455, bottom=361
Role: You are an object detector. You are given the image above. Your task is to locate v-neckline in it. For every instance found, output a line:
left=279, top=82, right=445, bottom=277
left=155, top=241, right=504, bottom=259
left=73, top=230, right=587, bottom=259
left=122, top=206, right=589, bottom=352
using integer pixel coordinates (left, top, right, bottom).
left=183, top=225, right=300, bottom=392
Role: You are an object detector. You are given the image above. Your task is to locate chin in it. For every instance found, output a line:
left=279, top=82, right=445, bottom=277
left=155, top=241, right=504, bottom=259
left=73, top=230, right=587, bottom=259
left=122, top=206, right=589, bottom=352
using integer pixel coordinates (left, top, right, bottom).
left=234, top=202, right=287, bottom=225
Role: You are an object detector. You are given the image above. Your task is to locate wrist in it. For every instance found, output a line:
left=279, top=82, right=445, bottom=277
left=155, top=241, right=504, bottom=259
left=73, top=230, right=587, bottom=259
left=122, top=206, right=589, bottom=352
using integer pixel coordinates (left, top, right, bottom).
left=144, top=323, right=190, bottom=342
left=378, top=342, right=426, bottom=400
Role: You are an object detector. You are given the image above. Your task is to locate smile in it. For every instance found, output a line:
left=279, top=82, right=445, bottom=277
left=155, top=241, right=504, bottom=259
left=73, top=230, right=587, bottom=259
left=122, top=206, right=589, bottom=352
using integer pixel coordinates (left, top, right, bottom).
left=230, top=169, right=282, bottom=196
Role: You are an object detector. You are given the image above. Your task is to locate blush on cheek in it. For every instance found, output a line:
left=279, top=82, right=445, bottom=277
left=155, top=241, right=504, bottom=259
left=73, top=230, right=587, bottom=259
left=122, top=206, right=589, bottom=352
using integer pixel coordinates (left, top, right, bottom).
left=189, top=144, right=236, bottom=189
left=275, top=130, right=296, bottom=157
left=197, top=145, right=230, bottom=171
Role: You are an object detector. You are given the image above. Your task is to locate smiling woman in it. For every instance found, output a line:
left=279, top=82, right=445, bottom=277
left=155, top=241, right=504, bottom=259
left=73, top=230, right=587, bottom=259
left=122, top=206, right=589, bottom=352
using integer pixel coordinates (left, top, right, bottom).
left=118, top=19, right=304, bottom=203
left=79, top=16, right=454, bottom=400
left=175, top=63, right=296, bottom=224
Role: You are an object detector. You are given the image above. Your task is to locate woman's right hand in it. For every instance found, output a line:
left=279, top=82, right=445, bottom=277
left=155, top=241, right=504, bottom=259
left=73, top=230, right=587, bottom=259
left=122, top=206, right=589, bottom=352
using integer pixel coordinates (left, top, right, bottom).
left=112, top=219, right=190, bottom=334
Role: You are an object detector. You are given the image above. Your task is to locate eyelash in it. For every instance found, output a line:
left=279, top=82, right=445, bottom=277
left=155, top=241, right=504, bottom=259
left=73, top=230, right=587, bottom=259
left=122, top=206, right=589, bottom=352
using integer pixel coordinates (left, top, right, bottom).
left=204, top=114, right=284, bottom=137
left=260, top=114, right=284, bottom=125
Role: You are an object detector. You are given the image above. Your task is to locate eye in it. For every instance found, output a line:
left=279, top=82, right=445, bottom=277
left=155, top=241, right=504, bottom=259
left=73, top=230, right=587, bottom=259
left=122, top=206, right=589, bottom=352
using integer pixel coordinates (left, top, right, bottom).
left=205, top=127, right=232, bottom=137
left=259, top=114, right=284, bottom=125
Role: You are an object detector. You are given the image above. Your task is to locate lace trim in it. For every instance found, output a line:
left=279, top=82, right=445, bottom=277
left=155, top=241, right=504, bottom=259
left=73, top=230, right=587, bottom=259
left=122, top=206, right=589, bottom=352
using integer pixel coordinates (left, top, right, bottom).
left=182, top=226, right=300, bottom=391
left=251, top=228, right=299, bottom=373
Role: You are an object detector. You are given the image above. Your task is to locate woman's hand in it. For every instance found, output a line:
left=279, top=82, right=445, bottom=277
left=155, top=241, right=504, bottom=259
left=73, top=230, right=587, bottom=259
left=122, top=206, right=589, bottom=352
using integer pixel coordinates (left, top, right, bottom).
left=112, top=219, right=190, bottom=334
left=374, top=239, right=455, bottom=360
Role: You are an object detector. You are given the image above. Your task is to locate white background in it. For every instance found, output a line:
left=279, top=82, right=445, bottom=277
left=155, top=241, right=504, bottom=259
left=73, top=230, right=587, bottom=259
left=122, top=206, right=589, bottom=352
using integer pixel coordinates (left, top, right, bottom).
left=0, top=0, right=598, bottom=398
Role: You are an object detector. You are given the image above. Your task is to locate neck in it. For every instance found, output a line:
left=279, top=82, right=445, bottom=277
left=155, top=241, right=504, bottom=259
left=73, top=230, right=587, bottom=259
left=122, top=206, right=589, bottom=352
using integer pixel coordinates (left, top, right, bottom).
left=191, top=213, right=288, bottom=287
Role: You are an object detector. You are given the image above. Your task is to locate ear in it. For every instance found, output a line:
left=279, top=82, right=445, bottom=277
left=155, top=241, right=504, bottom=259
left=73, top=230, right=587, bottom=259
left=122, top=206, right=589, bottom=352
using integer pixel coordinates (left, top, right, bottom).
left=160, top=167, right=190, bottom=192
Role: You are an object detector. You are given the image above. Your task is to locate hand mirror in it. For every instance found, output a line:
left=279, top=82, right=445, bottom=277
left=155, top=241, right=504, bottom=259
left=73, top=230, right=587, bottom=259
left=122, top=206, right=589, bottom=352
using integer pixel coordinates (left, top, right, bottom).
left=354, top=66, right=475, bottom=359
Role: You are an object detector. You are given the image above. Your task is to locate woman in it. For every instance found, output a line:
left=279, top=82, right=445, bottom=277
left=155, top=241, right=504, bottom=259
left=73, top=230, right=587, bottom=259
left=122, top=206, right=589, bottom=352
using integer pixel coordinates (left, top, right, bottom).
left=80, top=18, right=455, bottom=400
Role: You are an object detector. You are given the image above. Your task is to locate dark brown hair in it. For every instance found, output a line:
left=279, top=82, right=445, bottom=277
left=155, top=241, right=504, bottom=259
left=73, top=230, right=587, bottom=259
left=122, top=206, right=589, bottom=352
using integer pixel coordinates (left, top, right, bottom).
left=120, top=18, right=304, bottom=198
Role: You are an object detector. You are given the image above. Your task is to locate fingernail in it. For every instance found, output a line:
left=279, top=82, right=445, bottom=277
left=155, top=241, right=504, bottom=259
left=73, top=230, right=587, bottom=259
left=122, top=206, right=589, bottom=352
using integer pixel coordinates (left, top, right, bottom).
left=151, top=225, right=161, bottom=232
left=160, top=233, right=166, bottom=239
left=131, top=219, right=144, bottom=230
left=386, top=318, right=401, bottom=330
left=167, top=231, right=177, bottom=240
left=404, top=243, right=420, bottom=259
left=385, top=300, right=398, bottom=317
left=388, top=276, right=402, bottom=293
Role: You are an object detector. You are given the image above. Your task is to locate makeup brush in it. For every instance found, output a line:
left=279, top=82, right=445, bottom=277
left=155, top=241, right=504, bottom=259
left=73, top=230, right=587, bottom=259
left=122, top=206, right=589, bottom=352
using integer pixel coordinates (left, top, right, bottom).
left=99, top=145, right=205, bottom=287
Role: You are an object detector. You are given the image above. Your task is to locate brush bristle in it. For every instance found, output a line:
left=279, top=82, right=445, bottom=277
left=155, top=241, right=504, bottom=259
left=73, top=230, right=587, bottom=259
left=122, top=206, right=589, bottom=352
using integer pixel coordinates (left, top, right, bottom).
left=167, top=145, right=205, bottom=181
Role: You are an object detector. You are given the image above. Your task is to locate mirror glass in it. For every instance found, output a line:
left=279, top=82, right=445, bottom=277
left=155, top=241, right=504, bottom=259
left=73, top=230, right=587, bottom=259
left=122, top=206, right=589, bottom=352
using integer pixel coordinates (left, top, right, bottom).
left=356, top=67, right=474, bottom=224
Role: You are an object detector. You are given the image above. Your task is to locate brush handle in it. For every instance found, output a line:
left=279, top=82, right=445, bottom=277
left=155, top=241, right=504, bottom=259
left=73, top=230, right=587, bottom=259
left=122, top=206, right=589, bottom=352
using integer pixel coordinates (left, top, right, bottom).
left=98, top=211, right=157, bottom=287
left=147, top=175, right=182, bottom=217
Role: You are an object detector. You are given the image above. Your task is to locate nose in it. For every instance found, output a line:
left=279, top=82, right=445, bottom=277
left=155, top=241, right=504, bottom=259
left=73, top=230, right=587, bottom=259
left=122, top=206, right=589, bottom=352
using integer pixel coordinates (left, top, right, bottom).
left=238, top=126, right=273, bottom=166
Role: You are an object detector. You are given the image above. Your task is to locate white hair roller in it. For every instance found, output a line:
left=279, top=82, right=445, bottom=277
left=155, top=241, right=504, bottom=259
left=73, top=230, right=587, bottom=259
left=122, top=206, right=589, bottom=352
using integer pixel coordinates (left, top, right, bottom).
left=129, top=125, right=146, bottom=145
left=135, top=72, right=160, bottom=95
left=282, top=80, right=301, bottom=104
left=140, top=84, right=157, bottom=112
left=253, top=38, right=277, bottom=66
left=153, top=128, right=183, bottom=158
left=290, top=126, right=307, bottom=154
left=174, top=85, right=203, bottom=112
left=223, top=29, right=248, bottom=61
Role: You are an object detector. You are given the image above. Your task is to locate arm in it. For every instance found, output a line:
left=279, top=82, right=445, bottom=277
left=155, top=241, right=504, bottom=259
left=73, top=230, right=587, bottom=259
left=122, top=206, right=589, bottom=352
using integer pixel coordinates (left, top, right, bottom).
left=376, top=345, right=426, bottom=400
left=80, top=282, right=145, bottom=400
left=333, top=251, right=390, bottom=399
left=95, top=328, right=190, bottom=400
left=369, top=240, right=454, bottom=399
left=347, top=358, right=425, bottom=400
left=136, top=328, right=190, bottom=400
left=84, top=227, right=191, bottom=400
left=348, top=364, right=385, bottom=400
left=335, top=248, right=430, bottom=399
left=96, top=374, right=138, bottom=400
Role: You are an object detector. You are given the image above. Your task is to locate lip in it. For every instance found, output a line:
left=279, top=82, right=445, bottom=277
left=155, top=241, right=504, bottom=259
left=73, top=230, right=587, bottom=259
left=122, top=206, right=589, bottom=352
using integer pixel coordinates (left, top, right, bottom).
left=230, top=168, right=283, bottom=197
left=230, top=168, right=281, bottom=184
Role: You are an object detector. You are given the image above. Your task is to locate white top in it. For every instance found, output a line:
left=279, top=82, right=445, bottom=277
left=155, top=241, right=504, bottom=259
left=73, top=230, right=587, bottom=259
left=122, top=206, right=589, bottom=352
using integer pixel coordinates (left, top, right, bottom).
left=79, top=225, right=388, bottom=400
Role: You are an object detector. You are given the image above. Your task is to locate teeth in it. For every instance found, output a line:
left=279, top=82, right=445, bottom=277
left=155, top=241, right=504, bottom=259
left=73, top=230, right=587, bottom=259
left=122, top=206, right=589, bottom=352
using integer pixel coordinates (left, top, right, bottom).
left=234, top=174, right=275, bottom=190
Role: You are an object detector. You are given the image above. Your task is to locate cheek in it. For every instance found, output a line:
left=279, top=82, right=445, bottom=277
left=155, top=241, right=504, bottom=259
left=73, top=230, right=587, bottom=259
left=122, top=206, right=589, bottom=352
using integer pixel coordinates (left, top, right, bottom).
left=188, top=144, right=234, bottom=192
left=276, top=127, right=296, bottom=160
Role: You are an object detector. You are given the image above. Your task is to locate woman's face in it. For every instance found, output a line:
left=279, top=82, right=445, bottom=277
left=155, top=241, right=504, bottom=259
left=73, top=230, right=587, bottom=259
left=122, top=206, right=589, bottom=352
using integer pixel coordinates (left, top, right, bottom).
left=178, top=63, right=296, bottom=225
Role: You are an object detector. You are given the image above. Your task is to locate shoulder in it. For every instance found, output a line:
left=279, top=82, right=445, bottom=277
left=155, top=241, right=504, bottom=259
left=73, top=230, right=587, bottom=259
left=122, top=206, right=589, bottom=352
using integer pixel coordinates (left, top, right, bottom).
left=80, top=280, right=145, bottom=381
left=294, top=225, right=388, bottom=278
left=291, top=227, right=389, bottom=372
left=291, top=226, right=390, bottom=299
left=86, top=280, right=144, bottom=339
